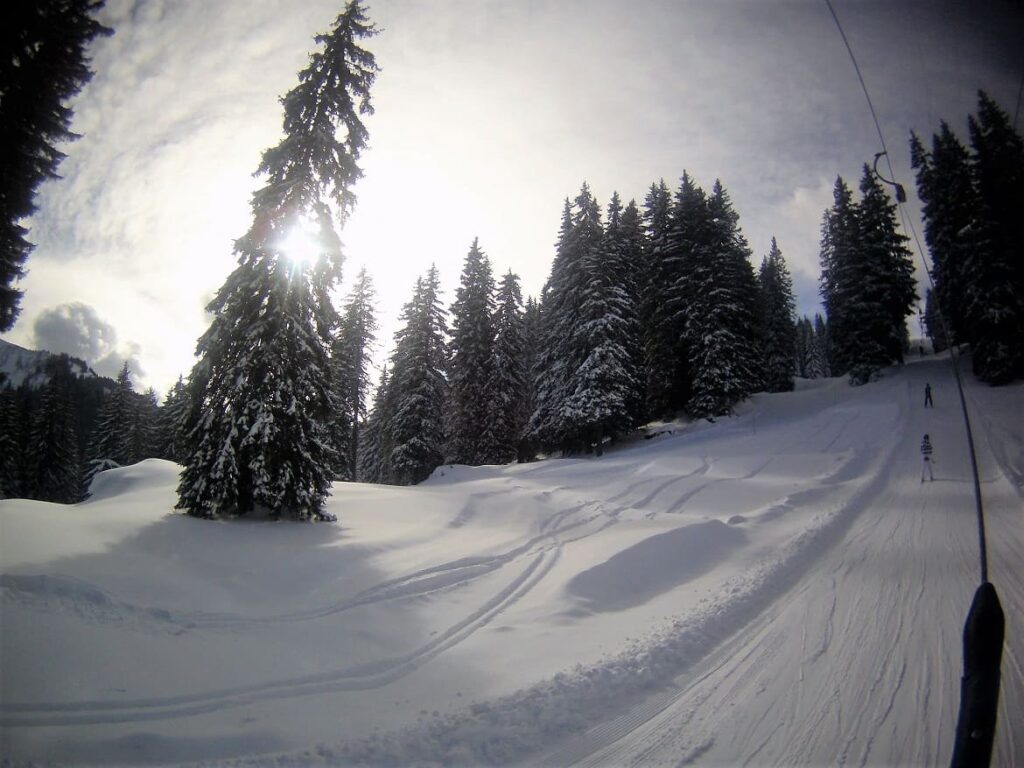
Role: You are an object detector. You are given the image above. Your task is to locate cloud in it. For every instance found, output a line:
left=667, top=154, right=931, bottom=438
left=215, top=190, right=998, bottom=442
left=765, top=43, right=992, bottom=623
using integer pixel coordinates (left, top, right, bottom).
left=33, top=302, right=116, bottom=360
left=32, top=302, right=146, bottom=381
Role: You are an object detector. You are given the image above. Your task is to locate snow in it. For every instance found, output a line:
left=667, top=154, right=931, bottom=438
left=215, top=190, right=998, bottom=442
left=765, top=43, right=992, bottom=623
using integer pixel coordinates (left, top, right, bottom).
left=1, top=356, right=1022, bottom=766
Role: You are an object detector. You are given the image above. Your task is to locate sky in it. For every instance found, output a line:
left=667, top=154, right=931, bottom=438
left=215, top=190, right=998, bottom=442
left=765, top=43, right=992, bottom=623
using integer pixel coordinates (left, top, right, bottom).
left=4, top=0, right=1023, bottom=396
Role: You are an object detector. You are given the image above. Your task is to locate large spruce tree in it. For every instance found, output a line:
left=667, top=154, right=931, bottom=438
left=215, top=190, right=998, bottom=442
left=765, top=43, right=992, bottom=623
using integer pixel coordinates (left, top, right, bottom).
left=177, top=0, right=378, bottom=520
left=388, top=267, right=449, bottom=485
left=26, top=359, right=81, bottom=503
left=1, top=0, right=112, bottom=331
left=358, top=365, right=394, bottom=484
left=601, top=193, right=646, bottom=424
left=966, top=92, right=1024, bottom=383
left=642, top=178, right=684, bottom=418
left=332, top=267, right=378, bottom=480
left=758, top=237, right=797, bottom=392
left=563, top=192, right=639, bottom=454
left=529, top=200, right=579, bottom=452
left=684, top=181, right=763, bottom=417
left=819, top=167, right=916, bottom=384
left=910, top=123, right=977, bottom=347
left=484, top=271, right=529, bottom=464
left=447, top=238, right=496, bottom=465
left=155, top=376, right=190, bottom=463
left=84, top=361, right=139, bottom=491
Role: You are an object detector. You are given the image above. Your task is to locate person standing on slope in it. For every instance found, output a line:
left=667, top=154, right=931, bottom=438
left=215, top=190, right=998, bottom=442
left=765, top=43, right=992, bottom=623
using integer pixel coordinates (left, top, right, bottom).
left=920, top=433, right=935, bottom=482
left=924, top=382, right=934, bottom=408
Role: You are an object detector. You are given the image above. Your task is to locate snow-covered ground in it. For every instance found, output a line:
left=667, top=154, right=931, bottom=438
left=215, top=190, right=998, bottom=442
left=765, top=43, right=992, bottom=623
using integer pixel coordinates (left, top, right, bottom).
left=1, top=355, right=1021, bottom=766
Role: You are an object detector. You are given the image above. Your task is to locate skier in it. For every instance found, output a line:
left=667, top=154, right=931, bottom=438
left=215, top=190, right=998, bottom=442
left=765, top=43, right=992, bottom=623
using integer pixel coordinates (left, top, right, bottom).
left=920, top=433, right=934, bottom=482
left=924, top=382, right=934, bottom=408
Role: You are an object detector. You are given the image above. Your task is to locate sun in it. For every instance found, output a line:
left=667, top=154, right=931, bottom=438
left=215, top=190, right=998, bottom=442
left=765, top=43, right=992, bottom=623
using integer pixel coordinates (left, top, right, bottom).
left=277, top=216, right=323, bottom=268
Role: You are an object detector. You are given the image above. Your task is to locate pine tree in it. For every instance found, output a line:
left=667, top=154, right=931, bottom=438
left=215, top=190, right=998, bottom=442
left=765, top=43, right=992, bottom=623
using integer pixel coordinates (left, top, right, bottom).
left=684, top=180, right=763, bottom=417
left=601, top=193, right=646, bottom=424
left=758, top=237, right=797, bottom=392
left=819, top=172, right=914, bottom=384
left=819, top=177, right=861, bottom=377
left=26, top=359, right=81, bottom=503
left=966, top=92, right=1024, bottom=383
left=332, top=267, right=378, bottom=480
left=483, top=271, right=528, bottom=465
left=910, top=124, right=976, bottom=347
left=518, top=295, right=541, bottom=461
left=155, top=376, right=190, bottom=463
left=856, top=166, right=917, bottom=367
left=0, top=388, right=22, bottom=498
left=529, top=200, right=580, bottom=452
left=1, top=1, right=112, bottom=331
left=561, top=191, right=639, bottom=454
left=389, top=267, right=449, bottom=485
left=813, top=314, right=831, bottom=377
left=794, top=316, right=810, bottom=378
left=358, top=365, right=394, bottom=484
left=177, top=1, right=378, bottom=520
left=135, top=387, right=160, bottom=459
left=446, top=238, right=496, bottom=465
left=84, top=361, right=137, bottom=491
left=642, top=178, right=683, bottom=418
left=922, top=289, right=947, bottom=353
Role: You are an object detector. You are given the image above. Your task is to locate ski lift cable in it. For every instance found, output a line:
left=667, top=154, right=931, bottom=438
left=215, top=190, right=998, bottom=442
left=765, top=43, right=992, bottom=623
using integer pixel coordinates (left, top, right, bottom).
left=824, top=0, right=989, bottom=586
left=824, top=4, right=1004, bottom=764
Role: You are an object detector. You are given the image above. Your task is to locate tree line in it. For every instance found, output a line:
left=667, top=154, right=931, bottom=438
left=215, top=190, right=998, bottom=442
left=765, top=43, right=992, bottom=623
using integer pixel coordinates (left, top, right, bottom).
left=358, top=174, right=804, bottom=484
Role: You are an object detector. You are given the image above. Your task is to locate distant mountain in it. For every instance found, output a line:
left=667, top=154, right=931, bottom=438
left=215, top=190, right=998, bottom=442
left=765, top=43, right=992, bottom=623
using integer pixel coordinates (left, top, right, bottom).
left=0, top=338, right=95, bottom=389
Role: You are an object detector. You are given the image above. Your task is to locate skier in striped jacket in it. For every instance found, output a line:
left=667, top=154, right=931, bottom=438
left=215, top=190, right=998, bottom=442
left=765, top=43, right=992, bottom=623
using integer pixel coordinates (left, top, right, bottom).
left=920, top=433, right=934, bottom=482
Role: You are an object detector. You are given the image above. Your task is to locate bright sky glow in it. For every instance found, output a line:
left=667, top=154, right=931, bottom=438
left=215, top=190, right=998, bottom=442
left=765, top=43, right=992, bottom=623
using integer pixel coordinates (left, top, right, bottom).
left=3, top=0, right=1022, bottom=395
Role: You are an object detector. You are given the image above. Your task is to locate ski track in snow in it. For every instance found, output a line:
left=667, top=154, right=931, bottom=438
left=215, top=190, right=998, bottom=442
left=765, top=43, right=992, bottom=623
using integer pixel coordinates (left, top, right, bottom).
left=2, top=358, right=1022, bottom=766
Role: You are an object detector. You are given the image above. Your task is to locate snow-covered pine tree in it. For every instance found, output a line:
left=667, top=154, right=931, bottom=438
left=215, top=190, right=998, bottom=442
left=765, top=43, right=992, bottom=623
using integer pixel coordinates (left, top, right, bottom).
left=0, top=388, right=21, bottom=498
left=601, top=193, right=646, bottom=425
left=910, top=123, right=976, bottom=348
left=819, top=169, right=916, bottom=385
left=26, top=358, right=81, bottom=503
left=922, top=289, right=947, bottom=353
left=447, top=238, right=496, bottom=465
left=358, top=364, right=394, bottom=484
left=135, top=388, right=160, bottom=459
left=532, top=183, right=612, bottom=454
left=1, top=0, right=112, bottom=331
left=758, top=237, right=797, bottom=392
left=684, top=180, right=763, bottom=417
left=641, top=178, right=681, bottom=418
left=562, top=191, right=640, bottom=455
left=389, top=266, right=449, bottom=485
left=84, top=361, right=137, bottom=491
left=794, top=316, right=810, bottom=378
left=155, top=376, right=189, bottom=463
left=966, top=92, right=1024, bottom=383
left=813, top=314, right=831, bottom=377
left=177, top=1, right=378, bottom=520
left=529, top=200, right=579, bottom=453
left=856, top=165, right=917, bottom=368
left=518, top=295, right=541, bottom=461
left=819, top=177, right=866, bottom=379
left=483, top=271, right=528, bottom=465
left=332, top=267, right=378, bottom=480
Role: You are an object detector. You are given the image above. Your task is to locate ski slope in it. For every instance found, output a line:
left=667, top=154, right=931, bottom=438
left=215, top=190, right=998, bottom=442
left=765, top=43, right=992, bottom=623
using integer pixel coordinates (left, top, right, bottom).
left=1, top=355, right=1021, bottom=766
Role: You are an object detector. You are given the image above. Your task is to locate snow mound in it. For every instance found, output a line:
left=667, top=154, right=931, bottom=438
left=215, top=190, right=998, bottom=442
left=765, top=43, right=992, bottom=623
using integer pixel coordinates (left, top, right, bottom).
left=83, top=459, right=181, bottom=503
